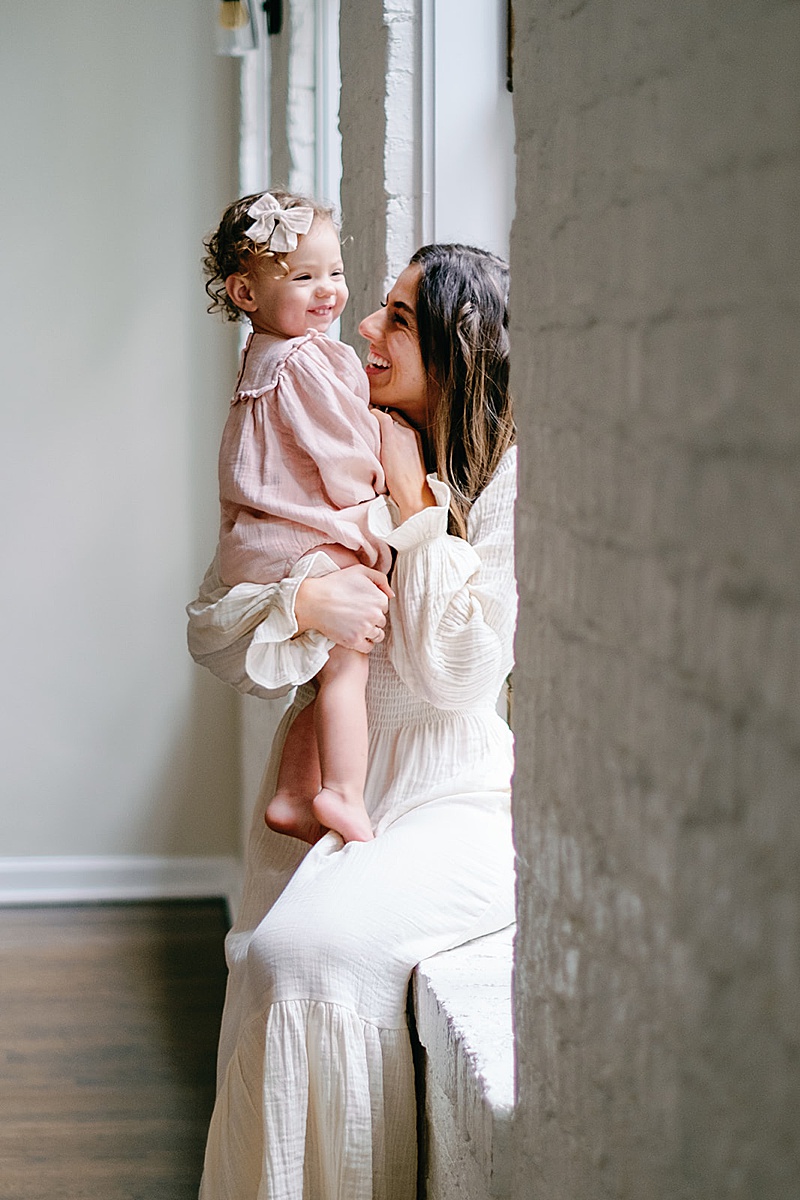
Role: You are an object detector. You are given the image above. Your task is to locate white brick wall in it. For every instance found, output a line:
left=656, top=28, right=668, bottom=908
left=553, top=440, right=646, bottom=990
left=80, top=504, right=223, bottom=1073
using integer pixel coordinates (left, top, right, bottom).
left=414, top=929, right=515, bottom=1200
left=511, top=3, right=800, bottom=1197
left=339, top=0, right=421, bottom=346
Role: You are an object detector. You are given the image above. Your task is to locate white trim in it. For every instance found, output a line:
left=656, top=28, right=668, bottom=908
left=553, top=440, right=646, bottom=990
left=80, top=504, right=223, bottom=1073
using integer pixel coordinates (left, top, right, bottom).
left=314, top=0, right=342, bottom=210
left=0, top=856, right=243, bottom=923
left=419, top=0, right=436, bottom=247
left=240, top=0, right=271, bottom=194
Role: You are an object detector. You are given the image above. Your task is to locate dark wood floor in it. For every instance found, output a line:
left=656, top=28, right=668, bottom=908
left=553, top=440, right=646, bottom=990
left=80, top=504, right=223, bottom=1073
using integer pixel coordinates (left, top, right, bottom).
left=0, top=900, right=229, bottom=1200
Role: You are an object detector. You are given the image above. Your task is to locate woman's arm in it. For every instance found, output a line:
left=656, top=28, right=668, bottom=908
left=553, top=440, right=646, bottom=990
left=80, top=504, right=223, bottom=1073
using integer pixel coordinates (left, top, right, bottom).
left=294, top=565, right=393, bottom=647
left=371, top=442, right=518, bottom=710
left=187, top=551, right=392, bottom=695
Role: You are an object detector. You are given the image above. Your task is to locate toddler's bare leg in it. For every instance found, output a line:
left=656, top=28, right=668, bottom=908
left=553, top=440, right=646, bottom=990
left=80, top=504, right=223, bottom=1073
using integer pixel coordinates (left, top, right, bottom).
left=265, top=701, right=326, bottom=845
left=311, top=646, right=374, bottom=842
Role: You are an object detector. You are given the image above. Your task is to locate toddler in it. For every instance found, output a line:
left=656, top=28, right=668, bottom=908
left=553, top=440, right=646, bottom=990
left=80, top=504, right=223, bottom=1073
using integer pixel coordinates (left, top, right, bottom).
left=203, top=190, right=392, bottom=844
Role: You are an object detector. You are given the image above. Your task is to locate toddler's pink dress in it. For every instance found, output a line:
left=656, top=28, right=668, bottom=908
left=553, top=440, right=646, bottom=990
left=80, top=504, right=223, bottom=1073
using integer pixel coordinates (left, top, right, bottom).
left=218, top=329, right=390, bottom=586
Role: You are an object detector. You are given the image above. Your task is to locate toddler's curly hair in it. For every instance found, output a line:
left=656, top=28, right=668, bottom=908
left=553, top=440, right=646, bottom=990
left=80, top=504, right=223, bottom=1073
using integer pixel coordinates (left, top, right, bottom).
left=203, top=189, right=339, bottom=322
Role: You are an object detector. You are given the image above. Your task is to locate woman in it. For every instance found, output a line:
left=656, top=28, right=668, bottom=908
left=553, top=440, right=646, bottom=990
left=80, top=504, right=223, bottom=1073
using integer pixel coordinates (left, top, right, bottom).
left=188, top=244, right=517, bottom=1200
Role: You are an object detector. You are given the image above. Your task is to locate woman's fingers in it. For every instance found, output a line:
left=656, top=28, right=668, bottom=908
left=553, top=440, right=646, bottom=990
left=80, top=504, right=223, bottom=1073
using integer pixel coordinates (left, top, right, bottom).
left=372, top=407, right=422, bottom=446
left=373, top=407, right=425, bottom=471
left=372, top=409, right=434, bottom=523
left=359, top=566, right=394, bottom=599
left=294, top=565, right=393, bottom=650
left=371, top=406, right=415, bottom=430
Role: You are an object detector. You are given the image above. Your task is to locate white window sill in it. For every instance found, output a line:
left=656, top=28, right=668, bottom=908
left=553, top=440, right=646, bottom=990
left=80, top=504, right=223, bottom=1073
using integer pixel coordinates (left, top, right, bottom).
left=412, top=925, right=515, bottom=1199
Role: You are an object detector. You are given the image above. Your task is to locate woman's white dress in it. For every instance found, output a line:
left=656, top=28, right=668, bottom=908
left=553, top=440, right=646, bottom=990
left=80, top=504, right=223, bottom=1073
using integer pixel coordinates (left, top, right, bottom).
left=187, top=448, right=518, bottom=1200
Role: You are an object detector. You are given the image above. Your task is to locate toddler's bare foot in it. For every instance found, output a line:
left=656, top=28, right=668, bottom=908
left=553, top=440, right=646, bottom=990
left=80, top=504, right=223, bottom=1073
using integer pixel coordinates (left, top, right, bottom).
left=312, top=788, right=374, bottom=843
left=265, top=792, right=327, bottom=845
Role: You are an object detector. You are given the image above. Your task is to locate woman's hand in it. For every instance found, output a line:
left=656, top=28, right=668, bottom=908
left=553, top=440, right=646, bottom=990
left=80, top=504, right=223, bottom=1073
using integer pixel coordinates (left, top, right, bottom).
left=294, top=566, right=393, bottom=653
left=372, top=408, right=437, bottom=524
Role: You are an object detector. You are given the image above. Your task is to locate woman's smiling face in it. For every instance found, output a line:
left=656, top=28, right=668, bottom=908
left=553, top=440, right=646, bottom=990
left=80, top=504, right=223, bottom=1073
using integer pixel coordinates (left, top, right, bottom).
left=358, top=265, right=430, bottom=428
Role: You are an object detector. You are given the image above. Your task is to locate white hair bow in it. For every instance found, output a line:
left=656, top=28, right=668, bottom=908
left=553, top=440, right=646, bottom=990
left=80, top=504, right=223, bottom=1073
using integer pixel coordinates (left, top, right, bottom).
left=245, top=193, right=314, bottom=253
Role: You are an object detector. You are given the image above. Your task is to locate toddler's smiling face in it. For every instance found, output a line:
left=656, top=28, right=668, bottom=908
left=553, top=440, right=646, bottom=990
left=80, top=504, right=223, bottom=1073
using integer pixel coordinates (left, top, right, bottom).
left=229, top=217, right=348, bottom=339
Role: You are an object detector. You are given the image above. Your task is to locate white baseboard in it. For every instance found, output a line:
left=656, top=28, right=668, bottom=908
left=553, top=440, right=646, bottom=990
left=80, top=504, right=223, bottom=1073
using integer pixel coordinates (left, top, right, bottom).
left=0, top=855, right=243, bottom=922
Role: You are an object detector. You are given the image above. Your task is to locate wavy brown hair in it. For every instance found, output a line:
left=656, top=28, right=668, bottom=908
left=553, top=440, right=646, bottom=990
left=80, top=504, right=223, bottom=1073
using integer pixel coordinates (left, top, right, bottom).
left=410, top=244, right=515, bottom=538
left=202, top=189, right=338, bottom=322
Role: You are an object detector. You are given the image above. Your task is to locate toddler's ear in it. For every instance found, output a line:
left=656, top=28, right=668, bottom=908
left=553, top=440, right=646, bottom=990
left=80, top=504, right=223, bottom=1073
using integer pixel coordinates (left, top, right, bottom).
left=225, top=273, right=258, bottom=313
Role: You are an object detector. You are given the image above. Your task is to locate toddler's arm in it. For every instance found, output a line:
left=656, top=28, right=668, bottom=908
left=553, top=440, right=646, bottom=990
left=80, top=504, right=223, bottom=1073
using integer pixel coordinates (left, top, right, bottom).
left=274, top=336, right=385, bottom=508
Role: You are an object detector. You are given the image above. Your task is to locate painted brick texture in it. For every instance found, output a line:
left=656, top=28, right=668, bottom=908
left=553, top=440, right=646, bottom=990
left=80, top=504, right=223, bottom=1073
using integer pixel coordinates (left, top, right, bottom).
left=510, top=3, right=800, bottom=1198
left=339, top=0, right=420, bottom=347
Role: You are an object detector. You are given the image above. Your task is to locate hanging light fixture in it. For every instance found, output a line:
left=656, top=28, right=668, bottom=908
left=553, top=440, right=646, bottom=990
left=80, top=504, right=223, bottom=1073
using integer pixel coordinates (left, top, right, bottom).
left=264, top=0, right=283, bottom=35
left=215, top=0, right=258, bottom=55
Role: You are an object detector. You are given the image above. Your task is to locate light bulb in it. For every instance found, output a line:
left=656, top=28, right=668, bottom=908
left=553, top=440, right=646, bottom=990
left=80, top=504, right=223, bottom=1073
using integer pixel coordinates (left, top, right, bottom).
left=218, top=0, right=249, bottom=30
left=215, top=0, right=257, bottom=54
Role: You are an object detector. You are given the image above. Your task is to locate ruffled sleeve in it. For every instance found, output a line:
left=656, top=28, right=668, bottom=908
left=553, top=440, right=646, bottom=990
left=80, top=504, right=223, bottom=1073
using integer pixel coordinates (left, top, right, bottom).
left=369, top=448, right=517, bottom=710
left=186, top=551, right=336, bottom=697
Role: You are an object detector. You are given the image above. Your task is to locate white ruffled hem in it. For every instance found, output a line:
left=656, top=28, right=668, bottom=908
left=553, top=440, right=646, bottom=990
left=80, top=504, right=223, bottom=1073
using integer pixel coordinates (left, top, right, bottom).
left=245, top=552, right=338, bottom=690
left=368, top=473, right=451, bottom=550
left=200, top=999, right=417, bottom=1200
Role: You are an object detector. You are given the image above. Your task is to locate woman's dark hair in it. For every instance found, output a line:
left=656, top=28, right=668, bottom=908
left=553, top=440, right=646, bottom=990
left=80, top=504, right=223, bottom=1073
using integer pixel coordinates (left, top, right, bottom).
left=410, top=243, right=515, bottom=537
left=202, top=189, right=338, bottom=322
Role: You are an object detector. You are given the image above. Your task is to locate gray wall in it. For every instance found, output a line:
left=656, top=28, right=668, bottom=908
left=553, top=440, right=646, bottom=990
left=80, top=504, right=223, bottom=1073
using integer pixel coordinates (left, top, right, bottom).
left=510, top=2, right=800, bottom=1196
left=0, top=1, right=241, bottom=856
